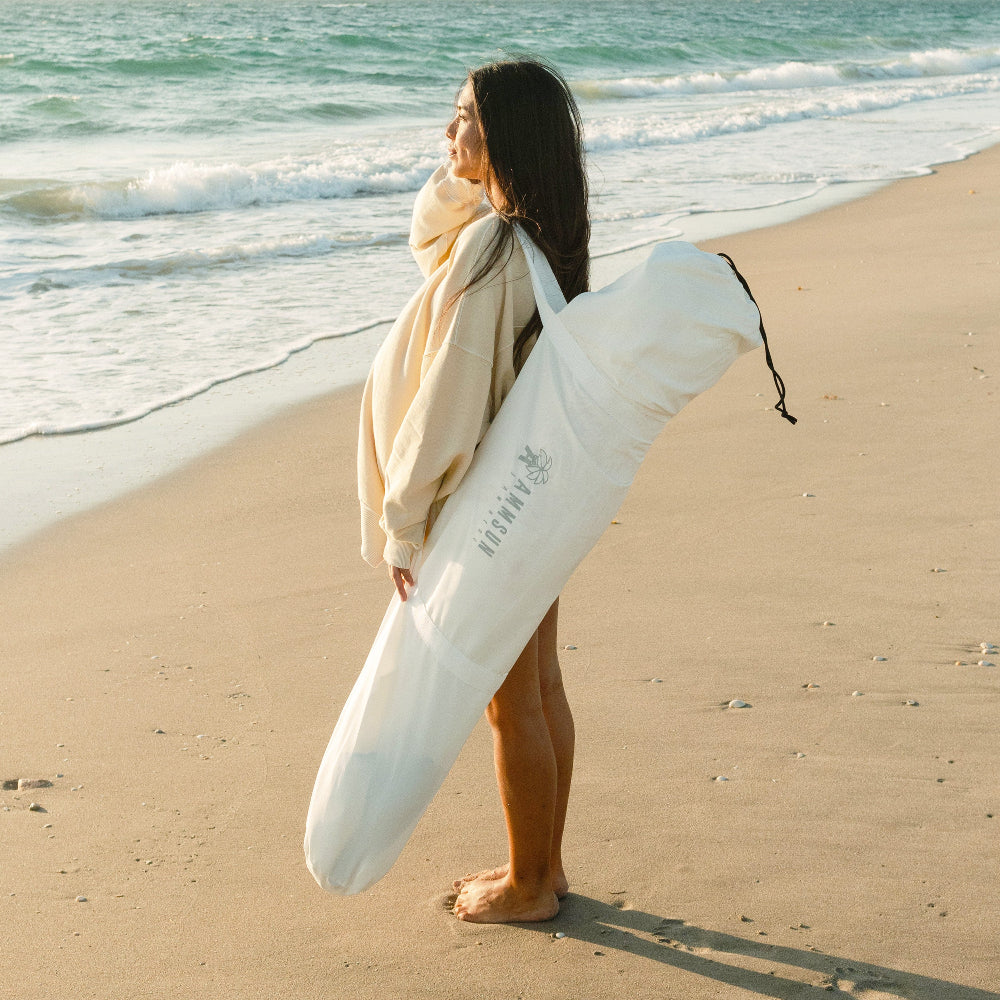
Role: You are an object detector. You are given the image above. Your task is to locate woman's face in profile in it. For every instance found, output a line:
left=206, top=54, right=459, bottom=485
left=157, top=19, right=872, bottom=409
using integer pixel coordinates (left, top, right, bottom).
left=445, top=80, right=486, bottom=182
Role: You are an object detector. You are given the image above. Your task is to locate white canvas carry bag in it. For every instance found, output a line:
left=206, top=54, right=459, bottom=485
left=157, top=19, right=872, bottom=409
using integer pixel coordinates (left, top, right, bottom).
left=305, top=229, right=794, bottom=895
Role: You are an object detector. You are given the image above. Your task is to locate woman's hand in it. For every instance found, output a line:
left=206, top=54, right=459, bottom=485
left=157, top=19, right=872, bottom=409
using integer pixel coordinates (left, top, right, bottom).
left=389, top=564, right=415, bottom=602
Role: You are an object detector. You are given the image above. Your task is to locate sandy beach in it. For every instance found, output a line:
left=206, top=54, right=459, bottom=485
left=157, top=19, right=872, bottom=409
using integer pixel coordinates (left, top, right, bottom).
left=2, top=146, right=998, bottom=999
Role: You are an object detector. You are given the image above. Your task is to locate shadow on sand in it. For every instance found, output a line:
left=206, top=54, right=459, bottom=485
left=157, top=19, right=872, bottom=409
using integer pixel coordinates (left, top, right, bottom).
left=520, top=895, right=999, bottom=999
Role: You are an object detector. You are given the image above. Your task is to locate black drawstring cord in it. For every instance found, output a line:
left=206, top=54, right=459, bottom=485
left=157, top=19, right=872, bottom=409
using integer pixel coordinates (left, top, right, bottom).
left=716, top=252, right=797, bottom=425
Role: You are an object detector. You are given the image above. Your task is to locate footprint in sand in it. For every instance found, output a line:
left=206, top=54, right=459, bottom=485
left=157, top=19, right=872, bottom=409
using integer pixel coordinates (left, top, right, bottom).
left=828, top=967, right=903, bottom=998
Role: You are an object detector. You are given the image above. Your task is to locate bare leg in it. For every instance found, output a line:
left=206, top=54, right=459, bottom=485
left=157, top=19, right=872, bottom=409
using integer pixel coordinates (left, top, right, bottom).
left=453, top=624, right=558, bottom=922
left=453, top=601, right=573, bottom=922
left=537, top=599, right=574, bottom=895
left=453, top=601, right=573, bottom=898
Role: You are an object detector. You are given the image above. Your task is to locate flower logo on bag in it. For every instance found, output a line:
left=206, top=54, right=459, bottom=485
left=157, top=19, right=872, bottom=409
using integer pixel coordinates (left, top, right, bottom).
left=517, top=445, right=552, bottom=486
left=474, top=448, right=552, bottom=558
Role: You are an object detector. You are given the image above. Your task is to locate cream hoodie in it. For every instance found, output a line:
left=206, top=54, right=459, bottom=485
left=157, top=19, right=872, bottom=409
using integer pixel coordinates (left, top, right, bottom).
left=357, top=165, right=537, bottom=570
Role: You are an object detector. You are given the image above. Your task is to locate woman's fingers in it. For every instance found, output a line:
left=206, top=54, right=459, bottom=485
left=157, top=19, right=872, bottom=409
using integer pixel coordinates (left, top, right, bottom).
left=389, top=565, right=415, bottom=601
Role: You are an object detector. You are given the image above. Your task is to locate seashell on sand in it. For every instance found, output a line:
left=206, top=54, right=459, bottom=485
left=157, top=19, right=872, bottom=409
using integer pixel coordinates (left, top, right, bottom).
left=18, top=778, right=52, bottom=791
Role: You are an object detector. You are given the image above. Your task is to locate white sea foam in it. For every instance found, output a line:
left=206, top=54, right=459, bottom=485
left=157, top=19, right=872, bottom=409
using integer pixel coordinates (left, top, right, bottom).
left=15, top=232, right=406, bottom=294
left=578, top=46, right=1000, bottom=99
left=0, top=315, right=395, bottom=446
left=584, top=76, right=1000, bottom=152
left=65, top=154, right=438, bottom=220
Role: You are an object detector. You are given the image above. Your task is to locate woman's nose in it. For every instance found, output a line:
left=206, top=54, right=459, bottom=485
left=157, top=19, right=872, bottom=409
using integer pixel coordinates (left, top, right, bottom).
left=445, top=118, right=457, bottom=140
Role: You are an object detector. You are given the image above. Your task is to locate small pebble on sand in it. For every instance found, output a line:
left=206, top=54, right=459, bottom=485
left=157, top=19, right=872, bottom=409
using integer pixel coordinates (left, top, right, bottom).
left=76, top=896, right=87, bottom=903
left=978, top=661, right=995, bottom=667
left=650, top=678, right=663, bottom=683
left=28, top=802, right=45, bottom=812
left=904, top=699, right=919, bottom=706
left=727, top=699, right=750, bottom=709
left=872, top=656, right=887, bottom=662
left=564, top=645, right=577, bottom=651
left=714, top=775, right=730, bottom=782
left=955, top=661, right=967, bottom=666
left=852, top=691, right=864, bottom=697
left=803, top=683, right=820, bottom=690
left=554, top=932, right=566, bottom=939
left=930, top=567, right=947, bottom=573
left=822, top=621, right=835, bottom=627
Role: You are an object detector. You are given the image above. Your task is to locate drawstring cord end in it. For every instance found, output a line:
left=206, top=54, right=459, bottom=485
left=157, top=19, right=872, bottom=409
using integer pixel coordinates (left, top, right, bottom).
left=776, top=401, right=797, bottom=425
left=717, top=252, right=797, bottom=427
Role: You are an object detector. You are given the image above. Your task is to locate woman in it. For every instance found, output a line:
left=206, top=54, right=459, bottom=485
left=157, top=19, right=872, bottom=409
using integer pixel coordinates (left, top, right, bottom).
left=356, top=59, right=589, bottom=923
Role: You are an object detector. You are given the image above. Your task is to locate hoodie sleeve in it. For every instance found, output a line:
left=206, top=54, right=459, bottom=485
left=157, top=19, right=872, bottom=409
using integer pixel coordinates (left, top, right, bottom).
left=409, top=164, right=490, bottom=277
left=379, top=216, right=511, bottom=570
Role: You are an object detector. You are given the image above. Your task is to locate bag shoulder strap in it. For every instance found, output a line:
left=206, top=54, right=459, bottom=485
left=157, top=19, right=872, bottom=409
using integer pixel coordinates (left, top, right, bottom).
left=513, top=224, right=567, bottom=323
left=512, top=225, right=654, bottom=427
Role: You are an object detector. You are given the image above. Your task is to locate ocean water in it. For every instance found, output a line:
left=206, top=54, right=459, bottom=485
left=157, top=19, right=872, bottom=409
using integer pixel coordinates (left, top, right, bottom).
left=2, top=0, right=1000, bottom=525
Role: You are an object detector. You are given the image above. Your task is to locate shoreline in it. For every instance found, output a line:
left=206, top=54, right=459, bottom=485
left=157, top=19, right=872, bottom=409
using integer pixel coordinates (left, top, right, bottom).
left=2, top=138, right=994, bottom=556
left=2, top=134, right=998, bottom=998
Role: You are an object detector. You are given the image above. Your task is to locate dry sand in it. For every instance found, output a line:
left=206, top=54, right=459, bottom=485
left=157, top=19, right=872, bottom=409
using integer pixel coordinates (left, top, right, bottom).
left=2, top=147, right=998, bottom=999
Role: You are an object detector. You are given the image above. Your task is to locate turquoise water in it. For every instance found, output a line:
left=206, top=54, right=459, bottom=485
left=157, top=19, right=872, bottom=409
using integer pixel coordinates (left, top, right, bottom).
left=2, top=0, right=1000, bottom=445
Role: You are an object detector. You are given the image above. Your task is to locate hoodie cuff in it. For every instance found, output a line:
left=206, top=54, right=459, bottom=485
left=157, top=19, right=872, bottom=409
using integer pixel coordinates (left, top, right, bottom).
left=382, top=536, right=421, bottom=572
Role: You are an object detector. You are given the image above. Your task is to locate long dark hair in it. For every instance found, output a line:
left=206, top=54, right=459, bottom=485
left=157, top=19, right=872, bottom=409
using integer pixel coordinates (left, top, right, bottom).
left=461, top=58, right=590, bottom=372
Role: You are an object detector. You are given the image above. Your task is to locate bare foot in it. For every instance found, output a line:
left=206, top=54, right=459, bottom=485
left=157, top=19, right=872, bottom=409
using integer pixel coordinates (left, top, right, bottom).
left=453, top=864, right=569, bottom=899
left=453, top=874, right=559, bottom=924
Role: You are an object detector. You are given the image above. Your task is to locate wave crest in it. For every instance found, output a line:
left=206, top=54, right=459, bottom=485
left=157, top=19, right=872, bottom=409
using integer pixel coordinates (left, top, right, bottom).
left=578, top=45, right=1000, bottom=99
left=584, top=75, right=1000, bottom=152
left=19, top=231, right=406, bottom=295
left=3, top=154, right=438, bottom=221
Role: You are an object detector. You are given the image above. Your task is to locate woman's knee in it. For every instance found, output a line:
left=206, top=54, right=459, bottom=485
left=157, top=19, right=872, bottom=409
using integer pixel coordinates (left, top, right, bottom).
left=486, top=636, right=541, bottom=728
left=485, top=692, right=547, bottom=736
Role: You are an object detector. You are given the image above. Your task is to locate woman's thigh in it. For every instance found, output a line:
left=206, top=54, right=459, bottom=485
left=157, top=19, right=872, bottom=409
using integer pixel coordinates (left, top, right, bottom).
left=536, top=599, right=563, bottom=697
left=486, top=599, right=562, bottom=726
